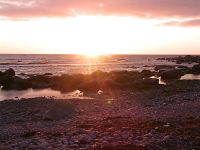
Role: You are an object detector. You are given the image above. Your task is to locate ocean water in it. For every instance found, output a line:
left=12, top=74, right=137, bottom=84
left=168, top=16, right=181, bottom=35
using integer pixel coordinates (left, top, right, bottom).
left=0, top=89, right=92, bottom=101
left=0, top=54, right=180, bottom=76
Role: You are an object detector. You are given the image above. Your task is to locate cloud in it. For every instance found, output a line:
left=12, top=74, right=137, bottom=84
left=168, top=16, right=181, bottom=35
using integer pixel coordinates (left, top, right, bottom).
left=161, top=19, right=200, bottom=27
left=0, top=0, right=200, bottom=20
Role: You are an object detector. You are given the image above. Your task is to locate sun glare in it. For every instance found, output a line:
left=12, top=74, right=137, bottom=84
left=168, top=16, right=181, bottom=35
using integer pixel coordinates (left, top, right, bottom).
left=80, top=49, right=108, bottom=58
left=83, top=52, right=101, bottom=58
left=1, top=15, right=200, bottom=54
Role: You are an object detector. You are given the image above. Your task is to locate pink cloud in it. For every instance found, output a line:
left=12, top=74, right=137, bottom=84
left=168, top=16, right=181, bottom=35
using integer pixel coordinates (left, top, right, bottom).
left=0, top=0, right=200, bottom=20
left=162, top=19, right=200, bottom=27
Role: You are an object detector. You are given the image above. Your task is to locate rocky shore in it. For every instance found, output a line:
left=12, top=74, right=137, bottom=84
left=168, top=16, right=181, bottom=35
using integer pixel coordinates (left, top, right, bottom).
left=0, top=60, right=200, bottom=92
left=157, top=55, right=200, bottom=65
left=0, top=79, right=200, bottom=149
left=0, top=56, right=200, bottom=149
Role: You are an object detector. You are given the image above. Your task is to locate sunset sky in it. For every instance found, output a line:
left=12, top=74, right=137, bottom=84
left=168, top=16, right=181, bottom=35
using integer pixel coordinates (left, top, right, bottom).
left=0, top=0, right=200, bottom=55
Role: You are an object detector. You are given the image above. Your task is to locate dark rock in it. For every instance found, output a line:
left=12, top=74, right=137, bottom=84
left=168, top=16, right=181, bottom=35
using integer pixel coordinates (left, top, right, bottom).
left=133, top=78, right=159, bottom=89
left=4, top=68, right=15, bottom=77
left=27, top=75, right=51, bottom=83
left=157, top=69, right=169, bottom=77
left=21, top=131, right=37, bottom=138
left=91, top=70, right=108, bottom=78
left=113, top=74, right=133, bottom=83
left=111, top=71, right=142, bottom=83
left=78, top=135, right=92, bottom=144
left=80, top=79, right=101, bottom=91
left=176, top=66, right=190, bottom=74
left=2, top=76, right=32, bottom=90
left=44, top=73, right=53, bottom=76
left=0, top=68, right=16, bottom=87
left=142, top=78, right=159, bottom=85
left=160, top=69, right=182, bottom=80
left=159, top=55, right=200, bottom=64
left=157, top=57, right=166, bottom=60
left=19, top=73, right=26, bottom=76
left=155, top=65, right=175, bottom=71
left=141, top=70, right=153, bottom=78
left=176, top=65, right=189, bottom=70
left=0, top=74, right=12, bottom=87
left=0, top=68, right=15, bottom=85
left=27, top=75, right=53, bottom=89
left=51, top=74, right=84, bottom=91
left=176, top=60, right=183, bottom=64
left=184, top=55, right=200, bottom=63
left=190, top=64, right=200, bottom=74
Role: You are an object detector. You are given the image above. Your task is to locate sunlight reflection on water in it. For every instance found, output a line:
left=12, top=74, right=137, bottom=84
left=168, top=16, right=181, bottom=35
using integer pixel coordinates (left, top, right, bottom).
left=181, top=74, right=200, bottom=80
left=0, top=89, right=93, bottom=101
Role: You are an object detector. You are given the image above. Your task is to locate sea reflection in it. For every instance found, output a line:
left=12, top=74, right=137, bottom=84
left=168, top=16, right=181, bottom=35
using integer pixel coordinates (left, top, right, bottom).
left=180, top=74, right=200, bottom=80
left=0, top=89, right=92, bottom=101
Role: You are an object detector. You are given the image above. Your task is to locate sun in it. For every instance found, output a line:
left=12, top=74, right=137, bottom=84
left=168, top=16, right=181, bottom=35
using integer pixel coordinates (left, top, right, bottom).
left=84, top=53, right=99, bottom=58
left=81, top=50, right=105, bottom=58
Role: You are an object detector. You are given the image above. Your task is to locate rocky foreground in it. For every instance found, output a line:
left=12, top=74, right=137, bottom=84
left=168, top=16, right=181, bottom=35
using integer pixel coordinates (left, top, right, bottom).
left=0, top=80, right=200, bottom=149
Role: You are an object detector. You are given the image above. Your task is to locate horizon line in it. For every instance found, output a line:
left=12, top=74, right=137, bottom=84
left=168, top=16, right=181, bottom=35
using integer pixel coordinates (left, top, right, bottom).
left=0, top=53, right=200, bottom=56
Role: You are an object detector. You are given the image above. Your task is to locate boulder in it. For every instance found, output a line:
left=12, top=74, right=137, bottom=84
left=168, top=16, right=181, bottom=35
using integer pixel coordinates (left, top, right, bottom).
left=141, top=70, right=153, bottom=78
left=44, top=73, right=53, bottom=76
left=0, top=75, right=12, bottom=88
left=176, top=60, right=183, bottom=64
left=176, top=66, right=190, bottom=74
left=91, top=70, right=108, bottom=78
left=80, top=79, right=101, bottom=91
left=4, top=68, right=15, bottom=77
left=157, top=69, right=168, bottom=77
left=176, top=65, right=189, bottom=70
left=2, top=76, right=32, bottom=90
left=160, top=69, right=182, bottom=80
left=142, top=78, right=159, bottom=85
left=113, top=74, right=133, bottom=83
left=155, top=65, right=175, bottom=71
left=0, top=68, right=16, bottom=87
left=80, top=79, right=121, bottom=90
left=190, top=64, right=200, bottom=74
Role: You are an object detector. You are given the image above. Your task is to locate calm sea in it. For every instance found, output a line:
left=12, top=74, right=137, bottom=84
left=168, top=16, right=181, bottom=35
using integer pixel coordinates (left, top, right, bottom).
left=0, top=54, right=180, bottom=76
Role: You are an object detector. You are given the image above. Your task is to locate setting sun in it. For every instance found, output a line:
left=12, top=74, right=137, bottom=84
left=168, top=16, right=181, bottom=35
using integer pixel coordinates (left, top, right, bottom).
left=81, top=51, right=103, bottom=58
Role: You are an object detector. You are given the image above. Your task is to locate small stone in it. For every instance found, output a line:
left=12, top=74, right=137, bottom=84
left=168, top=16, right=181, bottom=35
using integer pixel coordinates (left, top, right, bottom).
left=163, top=123, right=170, bottom=128
left=79, top=135, right=92, bottom=144
left=135, top=136, right=143, bottom=141
left=102, top=140, right=109, bottom=145
left=143, top=133, right=153, bottom=137
left=121, top=133, right=129, bottom=139
left=163, top=135, right=171, bottom=141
